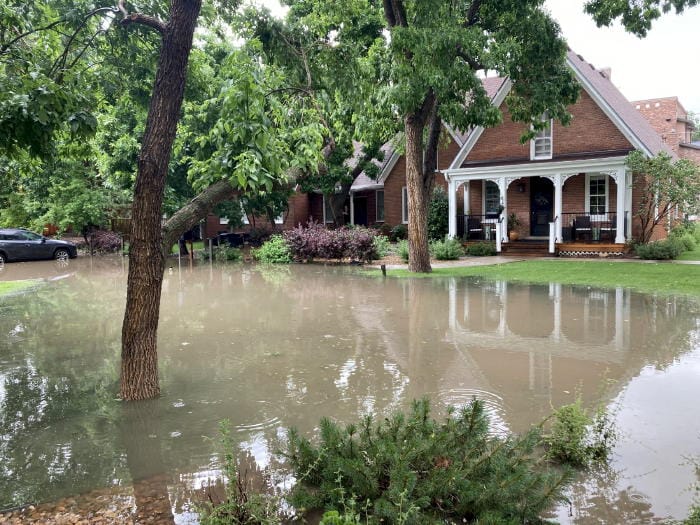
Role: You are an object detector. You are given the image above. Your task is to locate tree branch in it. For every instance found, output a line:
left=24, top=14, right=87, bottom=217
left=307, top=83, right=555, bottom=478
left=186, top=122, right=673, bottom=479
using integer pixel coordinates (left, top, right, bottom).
left=118, top=0, right=167, bottom=34
left=466, top=0, right=483, bottom=27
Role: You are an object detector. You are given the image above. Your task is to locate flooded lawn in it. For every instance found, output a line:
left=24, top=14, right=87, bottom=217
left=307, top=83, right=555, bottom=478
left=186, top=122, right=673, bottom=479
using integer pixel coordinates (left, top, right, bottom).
left=0, top=257, right=699, bottom=523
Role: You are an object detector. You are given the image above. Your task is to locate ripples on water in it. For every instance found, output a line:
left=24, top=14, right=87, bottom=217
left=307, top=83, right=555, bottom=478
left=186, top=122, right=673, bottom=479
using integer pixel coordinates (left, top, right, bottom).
left=0, top=258, right=699, bottom=524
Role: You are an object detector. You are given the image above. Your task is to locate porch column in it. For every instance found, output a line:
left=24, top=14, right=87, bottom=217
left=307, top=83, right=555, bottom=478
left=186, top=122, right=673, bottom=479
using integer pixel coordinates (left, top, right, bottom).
left=615, top=167, right=626, bottom=243
left=554, top=173, right=563, bottom=241
left=350, top=192, right=355, bottom=225
left=498, top=178, right=508, bottom=243
left=448, top=178, right=458, bottom=239
left=463, top=181, right=470, bottom=215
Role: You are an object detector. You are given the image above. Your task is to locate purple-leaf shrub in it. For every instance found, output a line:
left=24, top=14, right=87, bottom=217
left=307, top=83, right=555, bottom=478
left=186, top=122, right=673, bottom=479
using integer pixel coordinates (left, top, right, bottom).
left=283, top=221, right=378, bottom=262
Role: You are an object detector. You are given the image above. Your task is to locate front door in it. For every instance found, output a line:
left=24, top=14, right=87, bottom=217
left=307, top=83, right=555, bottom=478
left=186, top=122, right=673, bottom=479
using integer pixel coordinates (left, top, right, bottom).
left=354, top=197, right=368, bottom=226
left=530, top=177, right=554, bottom=236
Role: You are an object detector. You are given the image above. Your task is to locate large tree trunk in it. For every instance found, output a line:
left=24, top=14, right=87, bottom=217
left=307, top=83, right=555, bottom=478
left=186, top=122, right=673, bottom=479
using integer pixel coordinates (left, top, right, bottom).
left=120, top=0, right=201, bottom=401
left=404, top=115, right=432, bottom=273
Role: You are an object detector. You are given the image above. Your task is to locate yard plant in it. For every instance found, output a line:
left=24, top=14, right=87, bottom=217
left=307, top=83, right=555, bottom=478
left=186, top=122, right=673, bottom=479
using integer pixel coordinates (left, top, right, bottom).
left=252, top=235, right=292, bottom=264
left=429, top=238, right=464, bottom=260
left=285, top=398, right=572, bottom=524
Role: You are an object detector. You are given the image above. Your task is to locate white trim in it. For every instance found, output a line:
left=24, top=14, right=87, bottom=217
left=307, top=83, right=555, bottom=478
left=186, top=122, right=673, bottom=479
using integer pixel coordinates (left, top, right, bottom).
left=442, top=122, right=465, bottom=147
left=322, top=195, right=334, bottom=224
left=274, top=212, right=284, bottom=225
left=448, top=78, right=513, bottom=170
left=530, top=118, right=553, bottom=160
left=566, top=55, right=653, bottom=158
left=375, top=189, right=385, bottom=222
left=482, top=180, right=501, bottom=216
left=585, top=173, right=609, bottom=218
left=401, top=186, right=408, bottom=224
left=378, top=151, right=401, bottom=184
left=446, top=156, right=627, bottom=181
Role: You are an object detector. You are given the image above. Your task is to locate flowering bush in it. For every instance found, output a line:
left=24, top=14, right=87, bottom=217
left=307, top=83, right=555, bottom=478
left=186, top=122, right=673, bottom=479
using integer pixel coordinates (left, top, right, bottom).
left=283, top=221, right=378, bottom=262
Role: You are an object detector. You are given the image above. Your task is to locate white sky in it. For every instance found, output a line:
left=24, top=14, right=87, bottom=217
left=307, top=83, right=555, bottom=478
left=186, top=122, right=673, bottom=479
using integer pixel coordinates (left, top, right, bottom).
left=258, top=0, right=700, bottom=112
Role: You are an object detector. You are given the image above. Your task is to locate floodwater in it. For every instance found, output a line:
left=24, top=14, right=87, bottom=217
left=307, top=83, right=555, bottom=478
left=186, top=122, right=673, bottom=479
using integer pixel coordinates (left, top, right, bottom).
left=0, top=257, right=699, bottom=524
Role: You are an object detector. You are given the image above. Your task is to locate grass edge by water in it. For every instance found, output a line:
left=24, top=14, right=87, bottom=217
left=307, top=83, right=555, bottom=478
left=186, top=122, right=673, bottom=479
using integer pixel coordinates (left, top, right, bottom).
left=367, top=259, right=700, bottom=296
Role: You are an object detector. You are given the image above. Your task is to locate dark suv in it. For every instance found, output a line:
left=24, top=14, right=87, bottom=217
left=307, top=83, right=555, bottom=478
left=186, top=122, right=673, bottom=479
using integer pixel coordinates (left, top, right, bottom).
left=0, top=229, right=78, bottom=264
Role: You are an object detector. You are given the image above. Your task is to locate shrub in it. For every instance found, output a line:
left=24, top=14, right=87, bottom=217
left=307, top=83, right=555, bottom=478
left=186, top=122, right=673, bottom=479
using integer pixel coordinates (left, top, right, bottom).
left=372, top=235, right=390, bottom=259
left=285, top=398, right=573, bottom=524
left=396, top=239, right=409, bottom=262
left=466, top=241, right=496, bottom=256
left=389, top=224, right=407, bottom=242
left=87, top=230, right=122, bottom=253
left=427, top=187, right=449, bottom=240
left=429, top=238, right=463, bottom=260
left=634, top=238, right=684, bottom=260
left=252, top=235, right=292, bottom=264
left=545, top=397, right=616, bottom=468
left=218, top=246, right=243, bottom=262
left=247, top=227, right=272, bottom=247
left=371, top=222, right=393, bottom=237
left=283, top=221, right=377, bottom=263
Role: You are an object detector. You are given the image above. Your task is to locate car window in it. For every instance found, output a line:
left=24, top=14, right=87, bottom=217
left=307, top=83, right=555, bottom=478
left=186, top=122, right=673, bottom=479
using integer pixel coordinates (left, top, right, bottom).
left=0, top=234, right=21, bottom=240
left=19, top=231, right=42, bottom=240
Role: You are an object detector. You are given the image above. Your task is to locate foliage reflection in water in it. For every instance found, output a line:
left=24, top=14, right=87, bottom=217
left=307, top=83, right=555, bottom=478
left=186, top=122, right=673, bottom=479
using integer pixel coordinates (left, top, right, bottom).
left=0, top=258, right=698, bottom=524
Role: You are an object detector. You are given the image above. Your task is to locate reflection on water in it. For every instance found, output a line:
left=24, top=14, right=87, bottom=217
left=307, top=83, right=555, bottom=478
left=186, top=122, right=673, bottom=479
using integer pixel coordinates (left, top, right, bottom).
left=0, top=258, right=699, bottom=523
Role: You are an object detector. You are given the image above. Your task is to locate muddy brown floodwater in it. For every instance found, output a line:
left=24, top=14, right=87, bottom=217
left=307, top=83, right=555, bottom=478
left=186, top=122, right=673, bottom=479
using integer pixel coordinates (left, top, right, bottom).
left=0, top=257, right=699, bottom=524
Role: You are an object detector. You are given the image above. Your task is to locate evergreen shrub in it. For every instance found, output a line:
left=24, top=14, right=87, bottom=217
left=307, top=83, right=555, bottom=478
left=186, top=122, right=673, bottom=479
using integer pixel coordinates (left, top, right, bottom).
left=389, top=224, right=407, bottom=242
left=429, top=238, right=463, bottom=260
left=285, top=398, right=573, bottom=524
left=252, top=235, right=292, bottom=263
left=634, top=238, right=684, bottom=260
left=466, top=242, right=497, bottom=256
left=427, top=187, right=449, bottom=240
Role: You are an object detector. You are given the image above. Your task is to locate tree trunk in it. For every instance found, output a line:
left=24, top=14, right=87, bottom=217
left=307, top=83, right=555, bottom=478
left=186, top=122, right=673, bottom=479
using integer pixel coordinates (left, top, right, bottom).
left=120, top=0, right=201, bottom=401
left=404, top=116, right=432, bottom=273
left=161, top=178, right=237, bottom=257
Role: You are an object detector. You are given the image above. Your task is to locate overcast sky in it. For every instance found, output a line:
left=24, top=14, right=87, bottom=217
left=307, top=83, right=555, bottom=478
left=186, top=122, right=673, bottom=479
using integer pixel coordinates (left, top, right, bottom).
left=257, top=0, right=700, bottom=112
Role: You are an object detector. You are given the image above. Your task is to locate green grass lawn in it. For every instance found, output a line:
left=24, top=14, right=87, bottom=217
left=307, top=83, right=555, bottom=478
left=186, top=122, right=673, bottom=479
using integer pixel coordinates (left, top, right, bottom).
left=381, top=260, right=700, bottom=296
left=678, top=246, right=700, bottom=261
left=0, top=279, right=41, bottom=297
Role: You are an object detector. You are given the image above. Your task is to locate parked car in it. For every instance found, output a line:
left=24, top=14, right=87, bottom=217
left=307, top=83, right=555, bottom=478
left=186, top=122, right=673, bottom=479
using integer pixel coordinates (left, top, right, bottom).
left=0, top=228, right=78, bottom=264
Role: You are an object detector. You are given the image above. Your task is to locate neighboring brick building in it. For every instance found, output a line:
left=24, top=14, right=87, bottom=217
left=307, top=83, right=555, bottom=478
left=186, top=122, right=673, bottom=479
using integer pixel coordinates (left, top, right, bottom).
left=633, top=96, right=700, bottom=164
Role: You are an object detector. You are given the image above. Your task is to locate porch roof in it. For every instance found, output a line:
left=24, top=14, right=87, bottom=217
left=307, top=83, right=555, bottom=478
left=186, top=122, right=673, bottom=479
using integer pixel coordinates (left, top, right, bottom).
left=444, top=155, right=628, bottom=182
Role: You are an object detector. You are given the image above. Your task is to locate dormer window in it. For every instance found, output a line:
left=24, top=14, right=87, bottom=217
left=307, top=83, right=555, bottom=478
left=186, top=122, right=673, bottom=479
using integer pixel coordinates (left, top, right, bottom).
left=530, top=113, right=553, bottom=160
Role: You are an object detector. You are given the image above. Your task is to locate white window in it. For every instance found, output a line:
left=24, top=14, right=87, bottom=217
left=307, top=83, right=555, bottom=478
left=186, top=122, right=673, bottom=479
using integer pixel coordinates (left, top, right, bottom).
left=483, top=181, right=501, bottom=215
left=323, top=195, right=334, bottom=224
left=585, top=174, right=608, bottom=217
left=239, top=202, right=249, bottom=225
left=274, top=212, right=284, bottom=225
left=401, top=187, right=408, bottom=223
left=376, top=190, right=385, bottom=222
left=219, top=217, right=230, bottom=225
left=530, top=114, right=553, bottom=160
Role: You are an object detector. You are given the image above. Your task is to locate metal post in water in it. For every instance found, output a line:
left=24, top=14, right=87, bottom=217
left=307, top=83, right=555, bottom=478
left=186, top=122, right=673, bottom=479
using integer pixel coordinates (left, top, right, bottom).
left=381, top=264, right=386, bottom=277
left=208, top=238, right=213, bottom=265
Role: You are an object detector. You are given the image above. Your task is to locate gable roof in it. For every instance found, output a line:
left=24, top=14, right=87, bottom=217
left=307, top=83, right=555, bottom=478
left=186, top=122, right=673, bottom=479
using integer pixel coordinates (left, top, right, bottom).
left=566, top=50, right=676, bottom=159
left=448, top=50, right=677, bottom=170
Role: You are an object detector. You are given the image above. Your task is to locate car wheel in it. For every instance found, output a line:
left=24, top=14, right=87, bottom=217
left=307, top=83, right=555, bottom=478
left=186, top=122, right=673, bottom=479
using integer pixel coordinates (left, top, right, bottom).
left=54, top=248, right=70, bottom=261
left=0, top=252, right=5, bottom=266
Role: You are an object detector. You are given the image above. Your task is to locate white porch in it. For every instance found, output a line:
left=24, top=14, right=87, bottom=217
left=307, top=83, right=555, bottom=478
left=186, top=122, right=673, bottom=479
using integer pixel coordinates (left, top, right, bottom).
left=444, top=157, right=632, bottom=253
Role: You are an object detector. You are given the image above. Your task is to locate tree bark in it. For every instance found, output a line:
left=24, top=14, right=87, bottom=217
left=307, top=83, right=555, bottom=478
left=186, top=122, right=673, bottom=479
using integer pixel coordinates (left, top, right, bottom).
left=404, top=115, right=432, bottom=273
left=160, top=178, right=237, bottom=257
left=120, top=0, right=202, bottom=401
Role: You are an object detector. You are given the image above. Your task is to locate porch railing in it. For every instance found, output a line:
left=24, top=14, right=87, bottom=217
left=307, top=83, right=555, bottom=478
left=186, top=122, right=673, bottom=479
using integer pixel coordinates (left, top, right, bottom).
left=559, top=212, right=622, bottom=243
left=458, top=213, right=502, bottom=241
